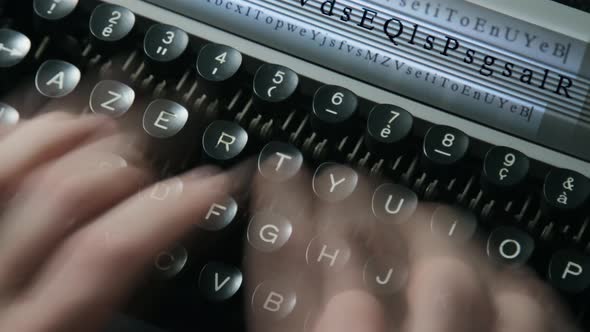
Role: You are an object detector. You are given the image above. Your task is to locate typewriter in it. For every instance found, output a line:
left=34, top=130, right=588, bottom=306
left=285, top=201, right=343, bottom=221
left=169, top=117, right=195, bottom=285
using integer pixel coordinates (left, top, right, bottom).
left=0, top=0, right=589, bottom=331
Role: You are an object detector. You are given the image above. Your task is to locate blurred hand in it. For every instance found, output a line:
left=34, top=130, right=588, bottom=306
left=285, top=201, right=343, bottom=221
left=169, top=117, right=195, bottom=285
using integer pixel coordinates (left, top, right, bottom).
left=0, top=112, right=581, bottom=332
left=0, top=112, right=235, bottom=332
left=245, top=159, right=580, bottom=332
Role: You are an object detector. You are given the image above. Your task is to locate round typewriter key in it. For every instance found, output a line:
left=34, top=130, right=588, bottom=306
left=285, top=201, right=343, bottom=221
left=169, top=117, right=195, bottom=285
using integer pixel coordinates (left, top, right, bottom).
left=486, top=226, right=534, bottom=267
left=371, top=183, right=418, bottom=225
left=247, top=211, right=292, bottom=253
left=365, top=104, right=413, bottom=155
left=311, top=85, right=357, bottom=132
left=542, top=168, right=590, bottom=213
left=202, top=120, right=248, bottom=161
left=89, top=4, right=136, bottom=43
left=198, top=262, right=243, bottom=302
left=251, top=280, right=297, bottom=320
left=35, top=60, right=81, bottom=98
left=423, top=125, right=470, bottom=167
left=258, top=141, right=303, bottom=182
left=142, top=99, right=188, bottom=138
left=481, top=146, right=529, bottom=193
left=153, top=244, right=188, bottom=280
left=197, top=44, right=242, bottom=82
left=34, top=0, right=78, bottom=21
left=0, top=103, right=20, bottom=125
left=312, top=162, right=358, bottom=202
left=89, top=80, right=135, bottom=118
left=430, top=205, right=477, bottom=243
left=199, top=196, right=238, bottom=231
left=0, top=29, right=31, bottom=68
left=144, top=24, right=189, bottom=63
left=548, top=249, right=590, bottom=293
left=253, top=64, right=299, bottom=104
left=363, top=253, right=409, bottom=294
left=306, top=234, right=352, bottom=270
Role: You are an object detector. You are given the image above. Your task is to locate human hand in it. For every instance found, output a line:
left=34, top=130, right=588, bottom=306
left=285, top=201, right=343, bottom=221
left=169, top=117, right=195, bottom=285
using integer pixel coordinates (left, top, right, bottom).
left=244, top=159, right=581, bottom=332
left=0, top=112, right=237, bottom=332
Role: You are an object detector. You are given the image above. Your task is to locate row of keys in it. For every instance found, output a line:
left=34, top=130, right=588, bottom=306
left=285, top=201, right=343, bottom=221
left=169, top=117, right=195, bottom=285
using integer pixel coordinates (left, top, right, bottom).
left=2, top=49, right=589, bottom=217
left=153, top=234, right=588, bottom=309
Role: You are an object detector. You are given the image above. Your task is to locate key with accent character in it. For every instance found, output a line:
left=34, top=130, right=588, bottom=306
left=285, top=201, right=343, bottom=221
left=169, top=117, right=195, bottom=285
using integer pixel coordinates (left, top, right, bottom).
left=480, top=146, right=530, bottom=198
left=365, top=104, right=414, bottom=156
left=541, top=168, right=590, bottom=217
left=88, top=3, right=136, bottom=56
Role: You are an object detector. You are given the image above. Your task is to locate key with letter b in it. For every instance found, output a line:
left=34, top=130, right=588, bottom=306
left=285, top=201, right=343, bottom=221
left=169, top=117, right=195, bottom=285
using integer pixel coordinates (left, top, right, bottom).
left=365, top=104, right=413, bottom=156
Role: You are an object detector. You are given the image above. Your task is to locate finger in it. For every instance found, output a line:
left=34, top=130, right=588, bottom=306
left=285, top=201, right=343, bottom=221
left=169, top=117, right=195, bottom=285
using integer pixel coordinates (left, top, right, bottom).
left=490, top=269, right=578, bottom=332
left=0, top=158, right=151, bottom=295
left=0, top=112, right=116, bottom=191
left=1, top=167, right=237, bottom=332
left=404, top=256, right=495, bottom=332
left=312, top=290, right=386, bottom=332
left=306, top=166, right=390, bottom=330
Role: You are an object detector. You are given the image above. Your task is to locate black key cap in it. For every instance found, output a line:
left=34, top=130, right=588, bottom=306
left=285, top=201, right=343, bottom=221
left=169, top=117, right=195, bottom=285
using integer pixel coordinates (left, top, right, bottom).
left=34, top=0, right=78, bottom=22
left=196, top=43, right=242, bottom=96
left=33, top=0, right=81, bottom=35
left=143, top=24, right=189, bottom=76
left=35, top=59, right=81, bottom=98
left=202, top=120, right=248, bottom=162
left=198, top=262, right=243, bottom=302
left=199, top=196, right=238, bottom=231
left=89, top=4, right=136, bottom=54
left=542, top=168, right=590, bottom=215
left=247, top=211, right=292, bottom=253
left=365, top=104, right=413, bottom=156
left=548, top=249, right=590, bottom=293
left=258, top=141, right=303, bottom=182
left=0, top=29, right=33, bottom=91
left=89, top=80, right=135, bottom=118
left=253, top=64, right=299, bottom=113
left=421, top=125, right=470, bottom=172
left=152, top=244, right=188, bottom=280
left=486, top=226, right=534, bottom=267
left=310, top=85, right=357, bottom=134
left=312, top=162, right=358, bottom=202
left=430, top=205, right=477, bottom=243
left=0, top=102, right=19, bottom=125
left=142, top=99, right=189, bottom=138
left=0, top=29, right=31, bottom=69
left=371, top=183, right=418, bottom=225
left=481, top=146, right=530, bottom=196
